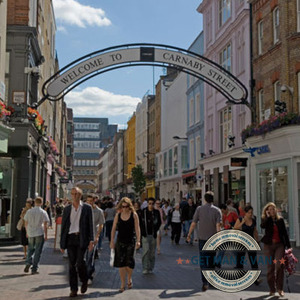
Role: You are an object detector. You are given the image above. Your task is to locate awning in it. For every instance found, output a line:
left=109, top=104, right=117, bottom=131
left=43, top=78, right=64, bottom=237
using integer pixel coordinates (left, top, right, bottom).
left=182, top=171, right=196, bottom=179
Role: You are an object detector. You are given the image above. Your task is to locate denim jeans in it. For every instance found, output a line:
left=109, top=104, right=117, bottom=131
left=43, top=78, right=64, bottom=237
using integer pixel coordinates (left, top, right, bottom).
left=198, top=239, right=215, bottom=285
left=26, top=235, right=45, bottom=272
left=184, top=220, right=194, bottom=242
left=142, top=235, right=156, bottom=271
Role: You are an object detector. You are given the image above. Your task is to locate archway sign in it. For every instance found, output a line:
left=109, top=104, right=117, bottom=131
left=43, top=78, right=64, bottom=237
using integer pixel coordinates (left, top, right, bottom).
left=38, top=43, right=248, bottom=107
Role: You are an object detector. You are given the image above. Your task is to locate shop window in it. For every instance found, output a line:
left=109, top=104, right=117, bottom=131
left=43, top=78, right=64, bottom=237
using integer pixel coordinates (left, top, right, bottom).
left=164, top=152, right=167, bottom=177
left=0, top=158, right=13, bottom=239
left=230, top=169, right=246, bottom=203
left=258, top=165, right=290, bottom=235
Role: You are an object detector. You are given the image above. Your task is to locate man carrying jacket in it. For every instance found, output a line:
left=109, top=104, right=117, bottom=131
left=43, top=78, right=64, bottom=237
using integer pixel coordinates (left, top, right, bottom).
left=139, top=197, right=161, bottom=274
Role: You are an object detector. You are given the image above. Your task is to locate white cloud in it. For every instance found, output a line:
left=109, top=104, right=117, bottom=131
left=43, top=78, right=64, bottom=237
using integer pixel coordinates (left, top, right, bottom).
left=64, top=87, right=140, bottom=119
left=53, top=0, right=112, bottom=28
left=57, top=26, right=67, bottom=33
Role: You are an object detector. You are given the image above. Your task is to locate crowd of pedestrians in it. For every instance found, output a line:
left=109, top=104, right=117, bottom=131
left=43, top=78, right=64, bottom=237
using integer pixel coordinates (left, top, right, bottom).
left=18, top=188, right=294, bottom=298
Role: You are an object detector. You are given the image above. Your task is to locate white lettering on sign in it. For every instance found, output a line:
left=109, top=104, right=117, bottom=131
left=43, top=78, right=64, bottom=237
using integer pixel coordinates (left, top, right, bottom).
left=47, top=49, right=140, bottom=97
left=155, top=49, right=244, bottom=100
left=46, top=47, right=246, bottom=101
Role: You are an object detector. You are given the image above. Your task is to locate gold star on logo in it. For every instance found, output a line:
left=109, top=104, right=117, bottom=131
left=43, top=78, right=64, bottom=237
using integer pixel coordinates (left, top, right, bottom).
left=176, top=257, right=183, bottom=264
left=185, top=259, right=190, bottom=264
left=273, top=259, right=277, bottom=264
left=279, top=257, right=286, bottom=265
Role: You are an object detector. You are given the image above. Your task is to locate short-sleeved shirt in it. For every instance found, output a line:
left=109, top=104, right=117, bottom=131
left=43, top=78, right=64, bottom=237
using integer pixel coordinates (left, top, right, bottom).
left=192, top=203, right=222, bottom=240
left=92, top=206, right=105, bottom=239
left=105, top=207, right=116, bottom=221
left=24, top=206, right=49, bottom=237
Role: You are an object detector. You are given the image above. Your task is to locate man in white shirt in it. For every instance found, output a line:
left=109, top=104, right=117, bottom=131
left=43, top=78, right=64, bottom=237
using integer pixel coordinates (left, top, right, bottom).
left=24, top=196, right=49, bottom=274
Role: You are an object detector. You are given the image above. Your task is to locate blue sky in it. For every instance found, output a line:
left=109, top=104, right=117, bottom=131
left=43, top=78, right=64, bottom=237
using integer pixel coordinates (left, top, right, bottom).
left=53, top=0, right=203, bottom=127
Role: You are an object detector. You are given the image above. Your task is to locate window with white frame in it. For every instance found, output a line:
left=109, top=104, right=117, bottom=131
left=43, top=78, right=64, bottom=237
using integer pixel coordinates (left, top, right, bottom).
left=298, top=0, right=300, bottom=32
left=273, top=7, right=280, bottom=44
left=207, top=115, right=214, bottom=152
left=219, top=0, right=231, bottom=27
left=220, top=43, right=231, bottom=72
left=207, top=8, right=212, bottom=43
left=164, top=152, right=167, bottom=177
left=169, top=149, right=172, bottom=176
left=189, top=98, right=194, bottom=126
left=29, top=0, right=37, bottom=27
left=196, top=136, right=201, bottom=164
left=190, top=139, right=195, bottom=169
left=220, top=107, right=232, bottom=153
left=258, top=89, right=265, bottom=123
left=274, top=80, right=281, bottom=114
left=195, top=94, right=201, bottom=123
left=258, top=20, right=263, bottom=55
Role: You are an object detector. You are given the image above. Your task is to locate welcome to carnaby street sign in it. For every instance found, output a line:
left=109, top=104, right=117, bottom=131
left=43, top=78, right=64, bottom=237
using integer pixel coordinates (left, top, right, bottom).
left=39, top=43, right=248, bottom=107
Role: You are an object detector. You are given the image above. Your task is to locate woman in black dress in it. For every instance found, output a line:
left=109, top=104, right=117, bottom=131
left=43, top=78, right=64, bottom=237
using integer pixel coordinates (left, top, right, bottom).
left=110, top=197, right=140, bottom=292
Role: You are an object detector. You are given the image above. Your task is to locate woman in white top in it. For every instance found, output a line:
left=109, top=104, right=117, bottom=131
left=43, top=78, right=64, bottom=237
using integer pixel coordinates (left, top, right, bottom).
left=169, top=204, right=182, bottom=245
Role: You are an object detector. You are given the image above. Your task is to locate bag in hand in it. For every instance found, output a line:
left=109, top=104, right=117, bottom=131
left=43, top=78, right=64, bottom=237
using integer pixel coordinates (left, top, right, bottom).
left=16, top=219, right=24, bottom=231
left=110, top=249, right=115, bottom=267
left=284, top=249, right=298, bottom=276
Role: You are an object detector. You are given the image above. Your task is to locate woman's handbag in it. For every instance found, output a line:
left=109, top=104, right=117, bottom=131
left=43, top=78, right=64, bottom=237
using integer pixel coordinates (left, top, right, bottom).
left=109, top=249, right=115, bottom=267
left=16, top=219, right=24, bottom=231
left=284, top=248, right=298, bottom=293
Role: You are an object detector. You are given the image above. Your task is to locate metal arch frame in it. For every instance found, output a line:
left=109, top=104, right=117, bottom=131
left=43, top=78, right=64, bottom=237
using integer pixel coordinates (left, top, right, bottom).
left=35, top=43, right=249, bottom=108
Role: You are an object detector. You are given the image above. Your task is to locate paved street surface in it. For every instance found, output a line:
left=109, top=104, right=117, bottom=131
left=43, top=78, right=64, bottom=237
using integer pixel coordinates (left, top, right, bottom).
left=1, top=227, right=300, bottom=300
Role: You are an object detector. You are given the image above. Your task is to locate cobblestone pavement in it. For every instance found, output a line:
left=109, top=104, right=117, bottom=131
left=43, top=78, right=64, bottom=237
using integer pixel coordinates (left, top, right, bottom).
left=0, top=227, right=300, bottom=300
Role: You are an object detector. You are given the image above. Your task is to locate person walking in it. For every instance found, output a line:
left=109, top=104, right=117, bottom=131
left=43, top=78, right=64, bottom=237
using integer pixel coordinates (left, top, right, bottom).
left=186, top=191, right=222, bottom=292
left=169, top=203, right=182, bottom=245
left=60, top=187, right=94, bottom=298
left=110, top=197, right=140, bottom=292
left=23, top=197, right=49, bottom=275
left=86, top=194, right=105, bottom=285
left=260, top=202, right=291, bottom=297
left=154, top=199, right=163, bottom=254
left=181, top=198, right=196, bottom=244
left=43, top=200, right=52, bottom=228
left=139, top=197, right=161, bottom=274
left=233, top=205, right=262, bottom=285
left=104, top=201, right=116, bottom=242
left=19, top=198, right=33, bottom=259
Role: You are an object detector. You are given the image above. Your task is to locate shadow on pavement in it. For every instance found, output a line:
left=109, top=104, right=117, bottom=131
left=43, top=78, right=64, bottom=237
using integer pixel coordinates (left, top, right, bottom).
left=43, top=290, right=120, bottom=299
left=30, top=283, right=69, bottom=292
left=0, top=273, right=29, bottom=280
left=158, top=288, right=202, bottom=298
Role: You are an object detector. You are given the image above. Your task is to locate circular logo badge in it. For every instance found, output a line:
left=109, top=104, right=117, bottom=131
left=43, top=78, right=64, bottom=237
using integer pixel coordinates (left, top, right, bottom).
left=202, top=230, right=261, bottom=293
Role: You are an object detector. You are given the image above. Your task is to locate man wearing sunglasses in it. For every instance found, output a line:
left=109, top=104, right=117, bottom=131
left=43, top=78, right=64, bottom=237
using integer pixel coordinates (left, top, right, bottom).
left=139, top=197, right=161, bottom=274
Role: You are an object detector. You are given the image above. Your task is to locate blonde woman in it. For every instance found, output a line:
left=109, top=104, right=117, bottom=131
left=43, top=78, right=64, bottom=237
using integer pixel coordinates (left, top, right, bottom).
left=260, top=202, right=291, bottom=297
left=110, top=197, right=140, bottom=293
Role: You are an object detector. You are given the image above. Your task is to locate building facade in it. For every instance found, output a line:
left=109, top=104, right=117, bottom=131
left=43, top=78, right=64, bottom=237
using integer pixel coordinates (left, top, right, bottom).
left=197, top=0, right=252, bottom=207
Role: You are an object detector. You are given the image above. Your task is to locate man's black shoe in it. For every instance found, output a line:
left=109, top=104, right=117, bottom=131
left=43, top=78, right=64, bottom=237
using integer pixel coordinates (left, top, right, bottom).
left=24, top=265, right=30, bottom=273
left=202, top=284, right=209, bottom=292
left=95, top=251, right=99, bottom=259
left=81, top=282, right=88, bottom=294
left=69, top=290, right=78, bottom=297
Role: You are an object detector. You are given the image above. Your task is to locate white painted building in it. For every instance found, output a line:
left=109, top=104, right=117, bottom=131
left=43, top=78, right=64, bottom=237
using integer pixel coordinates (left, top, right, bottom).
left=157, top=71, right=188, bottom=203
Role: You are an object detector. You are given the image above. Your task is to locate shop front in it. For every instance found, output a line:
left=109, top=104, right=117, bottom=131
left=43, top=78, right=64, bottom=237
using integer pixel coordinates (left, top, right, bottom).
left=248, top=126, right=300, bottom=245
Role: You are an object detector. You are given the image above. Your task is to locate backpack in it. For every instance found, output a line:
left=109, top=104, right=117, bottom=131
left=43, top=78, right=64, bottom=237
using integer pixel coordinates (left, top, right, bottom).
left=284, top=249, right=298, bottom=276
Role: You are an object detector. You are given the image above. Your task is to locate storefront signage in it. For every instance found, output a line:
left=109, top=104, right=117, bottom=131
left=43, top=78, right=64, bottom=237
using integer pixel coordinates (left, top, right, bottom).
left=231, top=157, right=248, bottom=167
left=13, top=91, right=26, bottom=104
left=44, top=44, right=248, bottom=104
left=243, top=145, right=270, bottom=157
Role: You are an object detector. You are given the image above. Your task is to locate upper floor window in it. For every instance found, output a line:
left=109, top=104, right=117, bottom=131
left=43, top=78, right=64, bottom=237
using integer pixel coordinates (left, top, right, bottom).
left=195, top=94, right=201, bottom=123
left=219, top=0, right=231, bottom=27
left=189, top=139, right=195, bottom=169
left=258, top=20, right=263, bottom=55
left=273, top=7, right=280, bottom=44
left=189, top=98, right=194, bottom=127
left=220, top=106, right=232, bottom=153
left=258, top=89, right=265, bottom=123
left=274, top=80, right=281, bottom=114
left=297, top=0, right=300, bottom=32
left=220, top=43, right=231, bottom=72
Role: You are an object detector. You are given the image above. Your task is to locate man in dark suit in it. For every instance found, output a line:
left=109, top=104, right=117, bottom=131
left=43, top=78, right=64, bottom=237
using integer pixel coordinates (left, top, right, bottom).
left=60, top=187, right=94, bottom=297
